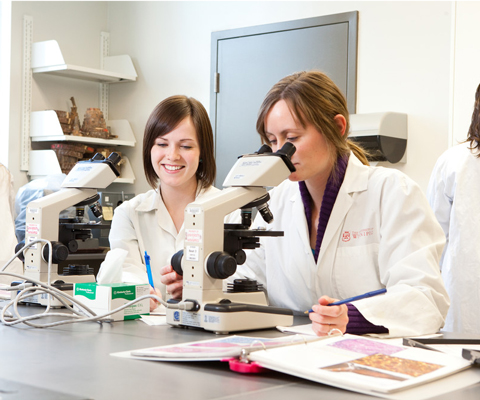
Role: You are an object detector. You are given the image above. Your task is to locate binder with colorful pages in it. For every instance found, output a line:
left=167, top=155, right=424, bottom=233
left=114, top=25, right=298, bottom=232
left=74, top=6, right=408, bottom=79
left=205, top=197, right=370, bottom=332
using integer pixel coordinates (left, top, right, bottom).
left=121, top=333, right=476, bottom=397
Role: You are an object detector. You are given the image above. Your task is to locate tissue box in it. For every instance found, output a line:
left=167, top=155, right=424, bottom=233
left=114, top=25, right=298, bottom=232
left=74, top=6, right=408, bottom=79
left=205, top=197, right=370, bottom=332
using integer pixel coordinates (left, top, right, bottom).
left=74, top=282, right=150, bottom=321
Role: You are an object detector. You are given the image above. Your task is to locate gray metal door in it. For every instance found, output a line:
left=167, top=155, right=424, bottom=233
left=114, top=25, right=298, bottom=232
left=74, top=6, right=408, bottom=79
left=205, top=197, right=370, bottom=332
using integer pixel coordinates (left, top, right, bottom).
left=211, top=12, right=358, bottom=186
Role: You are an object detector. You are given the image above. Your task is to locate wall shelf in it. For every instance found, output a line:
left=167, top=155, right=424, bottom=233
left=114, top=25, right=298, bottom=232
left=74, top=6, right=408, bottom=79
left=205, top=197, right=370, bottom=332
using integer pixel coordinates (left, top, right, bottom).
left=32, top=40, right=137, bottom=83
left=30, top=110, right=136, bottom=147
left=22, top=28, right=138, bottom=186
left=29, top=150, right=135, bottom=184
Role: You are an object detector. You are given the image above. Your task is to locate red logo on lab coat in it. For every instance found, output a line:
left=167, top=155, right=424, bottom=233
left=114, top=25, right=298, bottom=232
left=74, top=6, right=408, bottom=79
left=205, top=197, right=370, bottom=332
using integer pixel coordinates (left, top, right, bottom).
left=342, top=228, right=374, bottom=242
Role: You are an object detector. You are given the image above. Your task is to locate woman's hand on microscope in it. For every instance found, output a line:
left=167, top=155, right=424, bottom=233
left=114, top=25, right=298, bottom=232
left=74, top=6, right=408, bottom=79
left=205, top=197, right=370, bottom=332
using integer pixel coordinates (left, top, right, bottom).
left=160, top=265, right=183, bottom=299
left=309, top=295, right=349, bottom=336
left=149, top=286, right=163, bottom=312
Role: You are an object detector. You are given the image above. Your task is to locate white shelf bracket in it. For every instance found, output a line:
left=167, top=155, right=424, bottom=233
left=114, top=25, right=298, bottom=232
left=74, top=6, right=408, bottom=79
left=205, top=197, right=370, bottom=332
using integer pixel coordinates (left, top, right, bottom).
left=100, top=31, right=110, bottom=120
left=21, top=15, right=33, bottom=171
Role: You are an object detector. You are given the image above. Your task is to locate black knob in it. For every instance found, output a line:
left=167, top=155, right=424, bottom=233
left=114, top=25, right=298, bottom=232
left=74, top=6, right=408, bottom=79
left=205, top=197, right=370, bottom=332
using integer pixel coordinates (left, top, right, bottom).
left=234, top=250, right=246, bottom=265
left=43, top=242, right=69, bottom=264
left=67, top=240, right=78, bottom=253
left=206, top=251, right=237, bottom=280
left=171, top=250, right=184, bottom=276
left=15, top=241, right=25, bottom=262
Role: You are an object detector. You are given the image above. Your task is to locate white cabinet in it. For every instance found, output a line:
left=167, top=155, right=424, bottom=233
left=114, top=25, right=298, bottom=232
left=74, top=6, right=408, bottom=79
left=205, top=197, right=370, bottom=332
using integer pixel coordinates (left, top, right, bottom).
left=26, top=37, right=137, bottom=184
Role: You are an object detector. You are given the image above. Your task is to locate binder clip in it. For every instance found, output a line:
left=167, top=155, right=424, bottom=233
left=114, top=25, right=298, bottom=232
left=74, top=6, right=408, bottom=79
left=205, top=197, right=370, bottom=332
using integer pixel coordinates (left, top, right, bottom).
left=222, top=344, right=268, bottom=374
left=221, top=357, right=267, bottom=374
left=462, top=348, right=480, bottom=365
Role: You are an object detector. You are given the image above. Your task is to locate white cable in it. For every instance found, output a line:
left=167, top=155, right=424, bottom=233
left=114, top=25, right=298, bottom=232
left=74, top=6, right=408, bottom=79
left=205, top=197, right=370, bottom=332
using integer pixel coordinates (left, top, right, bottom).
left=0, top=240, right=197, bottom=328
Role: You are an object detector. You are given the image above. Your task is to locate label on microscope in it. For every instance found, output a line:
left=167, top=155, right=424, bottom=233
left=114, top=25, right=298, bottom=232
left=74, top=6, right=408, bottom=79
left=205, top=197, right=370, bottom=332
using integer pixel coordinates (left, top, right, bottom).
left=185, top=229, right=202, bottom=243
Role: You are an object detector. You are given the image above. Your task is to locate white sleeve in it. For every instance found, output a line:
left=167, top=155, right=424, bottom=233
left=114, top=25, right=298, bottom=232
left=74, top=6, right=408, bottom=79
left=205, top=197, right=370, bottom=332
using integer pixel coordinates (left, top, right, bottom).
left=108, top=203, right=148, bottom=284
left=426, top=156, right=453, bottom=266
left=356, top=173, right=449, bottom=337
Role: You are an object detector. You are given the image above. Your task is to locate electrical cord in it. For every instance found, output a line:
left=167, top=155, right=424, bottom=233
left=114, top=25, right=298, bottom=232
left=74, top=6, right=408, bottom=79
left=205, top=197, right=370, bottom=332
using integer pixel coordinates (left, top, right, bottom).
left=0, top=239, right=196, bottom=328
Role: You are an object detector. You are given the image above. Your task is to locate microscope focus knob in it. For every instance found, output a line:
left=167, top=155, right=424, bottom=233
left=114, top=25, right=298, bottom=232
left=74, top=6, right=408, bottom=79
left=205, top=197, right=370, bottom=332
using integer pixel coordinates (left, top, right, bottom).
left=43, top=242, right=69, bottom=264
left=15, top=241, right=25, bottom=262
left=171, top=250, right=184, bottom=276
left=206, top=251, right=237, bottom=280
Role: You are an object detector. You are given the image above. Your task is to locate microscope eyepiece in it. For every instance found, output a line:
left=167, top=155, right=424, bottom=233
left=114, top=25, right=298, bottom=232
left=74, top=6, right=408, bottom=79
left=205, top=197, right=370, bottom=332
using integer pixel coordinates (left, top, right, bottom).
left=255, top=144, right=273, bottom=154
left=91, top=153, right=105, bottom=161
left=275, top=142, right=296, bottom=158
left=106, top=152, right=121, bottom=166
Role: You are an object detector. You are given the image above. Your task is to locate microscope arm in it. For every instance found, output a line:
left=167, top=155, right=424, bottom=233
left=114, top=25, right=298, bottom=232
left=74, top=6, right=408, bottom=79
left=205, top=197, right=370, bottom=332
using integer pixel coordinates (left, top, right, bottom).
left=181, top=186, right=266, bottom=303
left=26, top=188, right=97, bottom=243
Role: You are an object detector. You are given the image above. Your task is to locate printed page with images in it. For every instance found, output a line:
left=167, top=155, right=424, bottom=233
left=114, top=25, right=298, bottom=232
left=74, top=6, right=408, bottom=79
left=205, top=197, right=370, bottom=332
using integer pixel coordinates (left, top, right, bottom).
left=249, top=334, right=472, bottom=396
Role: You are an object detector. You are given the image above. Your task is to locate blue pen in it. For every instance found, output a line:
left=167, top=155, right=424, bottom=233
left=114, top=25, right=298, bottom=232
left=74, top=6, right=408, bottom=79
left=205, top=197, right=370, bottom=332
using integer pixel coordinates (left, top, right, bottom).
left=144, top=251, right=154, bottom=288
left=305, top=288, right=387, bottom=313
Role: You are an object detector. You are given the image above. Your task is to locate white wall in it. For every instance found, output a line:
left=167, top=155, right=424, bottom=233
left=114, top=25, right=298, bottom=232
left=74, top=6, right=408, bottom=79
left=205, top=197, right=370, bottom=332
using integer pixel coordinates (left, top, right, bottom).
left=9, top=1, right=108, bottom=192
left=8, top=1, right=478, bottom=197
left=0, top=1, right=12, bottom=167
left=107, top=1, right=454, bottom=195
left=452, top=1, right=480, bottom=145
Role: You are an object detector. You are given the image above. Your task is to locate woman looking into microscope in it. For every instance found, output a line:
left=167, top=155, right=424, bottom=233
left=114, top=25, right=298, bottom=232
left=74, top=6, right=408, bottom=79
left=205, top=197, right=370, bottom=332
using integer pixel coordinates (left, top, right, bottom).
left=161, top=71, right=449, bottom=337
left=109, top=95, right=238, bottom=311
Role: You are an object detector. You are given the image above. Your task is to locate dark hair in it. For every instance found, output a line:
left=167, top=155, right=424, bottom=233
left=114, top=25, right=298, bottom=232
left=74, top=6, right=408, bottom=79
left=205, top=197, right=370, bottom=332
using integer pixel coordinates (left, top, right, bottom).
left=256, top=70, right=369, bottom=170
left=467, top=83, right=480, bottom=157
left=143, top=95, right=216, bottom=189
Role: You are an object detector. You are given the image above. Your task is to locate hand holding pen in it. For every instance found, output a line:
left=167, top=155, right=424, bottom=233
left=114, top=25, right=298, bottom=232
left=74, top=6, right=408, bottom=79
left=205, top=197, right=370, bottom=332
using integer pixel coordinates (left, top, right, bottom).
left=305, top=288, right=387, bottom=313
left=144, top=251, right=162, bottom=312
left=307, top=288, right=387, bottom=337
left=309, top=295, right=349, bottom=336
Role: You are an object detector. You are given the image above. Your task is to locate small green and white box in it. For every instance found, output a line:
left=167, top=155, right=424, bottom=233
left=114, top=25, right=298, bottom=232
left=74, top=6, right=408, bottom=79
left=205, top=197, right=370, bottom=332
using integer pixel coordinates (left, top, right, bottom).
left=74, top=282, right=150, bottom=321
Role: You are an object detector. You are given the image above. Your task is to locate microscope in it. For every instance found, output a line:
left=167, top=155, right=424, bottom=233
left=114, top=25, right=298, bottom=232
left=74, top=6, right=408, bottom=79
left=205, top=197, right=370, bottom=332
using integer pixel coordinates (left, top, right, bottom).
left=166, top=143, right=296, bottom=334
left=15, top=152, right=121, bottom=306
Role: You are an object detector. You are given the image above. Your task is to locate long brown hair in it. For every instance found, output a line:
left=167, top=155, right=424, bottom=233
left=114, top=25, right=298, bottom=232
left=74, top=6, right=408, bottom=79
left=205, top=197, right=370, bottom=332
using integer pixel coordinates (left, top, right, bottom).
left=467, top=83, right=480, bottom=157
left=143, top=95, right=216, bottom=189
left=256, top=71, right=369, bottom=171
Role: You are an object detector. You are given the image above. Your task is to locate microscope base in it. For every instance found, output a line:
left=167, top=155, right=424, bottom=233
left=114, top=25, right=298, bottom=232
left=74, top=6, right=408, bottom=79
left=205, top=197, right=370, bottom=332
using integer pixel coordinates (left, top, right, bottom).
left=166, top=301, right=293, bottom=334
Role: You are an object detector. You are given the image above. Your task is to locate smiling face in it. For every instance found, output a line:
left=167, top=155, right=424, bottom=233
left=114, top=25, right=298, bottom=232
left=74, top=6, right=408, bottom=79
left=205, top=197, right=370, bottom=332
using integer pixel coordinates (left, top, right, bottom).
left=150, top=116, right=200, bottom=192
left=265, top=100, right=335, bottom=185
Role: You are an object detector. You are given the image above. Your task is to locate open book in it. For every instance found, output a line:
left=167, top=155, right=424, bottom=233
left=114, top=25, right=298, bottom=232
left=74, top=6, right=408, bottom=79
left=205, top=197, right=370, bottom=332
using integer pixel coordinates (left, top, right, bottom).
left=129, top=335, right=309, bottom=362
left=120, top=334, right=474, bottom=396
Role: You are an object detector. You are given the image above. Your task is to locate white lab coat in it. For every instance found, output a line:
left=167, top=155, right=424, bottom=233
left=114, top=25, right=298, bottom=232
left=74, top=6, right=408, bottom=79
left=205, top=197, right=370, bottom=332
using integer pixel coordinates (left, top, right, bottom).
left=236, top=153, right=449, bottom=337
left=0, top=164, right=23, bottom=284
left=109, top=185, right=239, bottom=298
left=427, top=142, right=480, bottom=334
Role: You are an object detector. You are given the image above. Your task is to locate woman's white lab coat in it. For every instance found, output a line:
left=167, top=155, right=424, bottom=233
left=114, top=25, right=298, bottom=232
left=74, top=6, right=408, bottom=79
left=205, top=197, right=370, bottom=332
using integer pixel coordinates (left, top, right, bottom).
left=236, top=153, right=449, bottom=337
left=427, top=142, right=480, bottom=334
left=109, top=185, right=239, bottom=298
